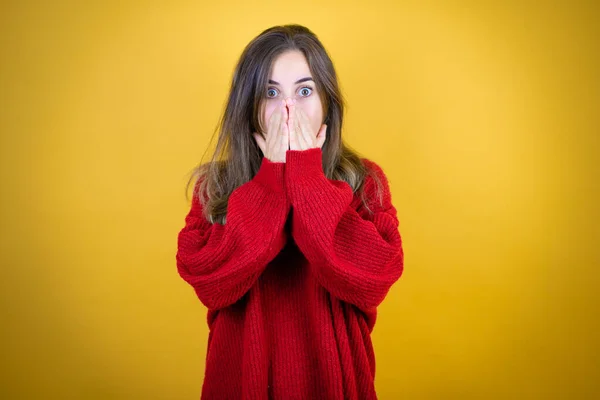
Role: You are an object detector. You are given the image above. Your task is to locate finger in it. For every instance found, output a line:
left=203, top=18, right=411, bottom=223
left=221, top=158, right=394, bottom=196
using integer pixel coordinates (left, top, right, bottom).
left=287, top=102, right=300, bottom=150
left=316, top=124, right=327, bottom=148
left=279, top=101, right=288, bottom=136
left=266, top=101, right=285, bottom=150
left=269, top=102, right=283, bottom=126
left=287, top=101, right=295, bottom=137
left=298, top=107, right=314, bottom=140
left=266, top=105, right=282, bottom=140
left=279, top=116, right=289, bottom=153
left=289, top=115, right=298, bottom=150
left=295, top=106, right=310, bottom=149
left=275, top=103, right=288, bottom=153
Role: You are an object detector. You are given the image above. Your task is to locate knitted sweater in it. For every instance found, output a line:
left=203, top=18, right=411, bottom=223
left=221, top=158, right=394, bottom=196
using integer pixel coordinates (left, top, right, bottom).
left=176, top=147, right=404, bottom=399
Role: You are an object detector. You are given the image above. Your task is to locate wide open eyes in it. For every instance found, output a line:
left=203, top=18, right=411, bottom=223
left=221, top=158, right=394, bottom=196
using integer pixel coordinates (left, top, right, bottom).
left=266, top=86, right=313, bottom=99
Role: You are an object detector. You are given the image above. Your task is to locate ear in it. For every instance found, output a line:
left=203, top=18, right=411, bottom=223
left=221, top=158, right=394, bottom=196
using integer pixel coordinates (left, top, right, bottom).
left=316, top=124, right=327, bottom=148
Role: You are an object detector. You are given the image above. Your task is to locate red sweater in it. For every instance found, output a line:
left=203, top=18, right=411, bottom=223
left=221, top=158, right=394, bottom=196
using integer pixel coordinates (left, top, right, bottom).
left=176, top=147, right=404, bottom=399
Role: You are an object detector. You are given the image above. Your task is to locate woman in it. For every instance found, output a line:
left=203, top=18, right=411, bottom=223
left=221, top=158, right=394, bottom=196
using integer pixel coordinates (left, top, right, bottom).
left=176, top=24, right=404, bottom=399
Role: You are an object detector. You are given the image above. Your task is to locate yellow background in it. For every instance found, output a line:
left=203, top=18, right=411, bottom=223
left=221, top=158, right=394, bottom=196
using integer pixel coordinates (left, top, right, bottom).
left=1, top=1, right=598, bottom=398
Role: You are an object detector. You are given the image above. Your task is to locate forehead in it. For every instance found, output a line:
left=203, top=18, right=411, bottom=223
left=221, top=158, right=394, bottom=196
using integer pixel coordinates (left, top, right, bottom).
left=269, top=50, right=311, bottom=81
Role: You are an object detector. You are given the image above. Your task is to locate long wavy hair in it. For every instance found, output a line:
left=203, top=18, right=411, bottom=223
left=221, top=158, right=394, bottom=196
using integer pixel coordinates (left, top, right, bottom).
left=185, top=24, right=383, bottom=225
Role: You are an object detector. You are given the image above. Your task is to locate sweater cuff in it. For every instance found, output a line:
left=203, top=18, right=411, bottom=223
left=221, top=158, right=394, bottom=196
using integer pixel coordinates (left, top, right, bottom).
left=285, top=147, right=324, bottom=181
left=253, top=156, right=286, bottom=193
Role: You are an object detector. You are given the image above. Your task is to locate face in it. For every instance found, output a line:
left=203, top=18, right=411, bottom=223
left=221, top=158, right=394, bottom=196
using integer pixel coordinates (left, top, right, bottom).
left=260, top=50, right=324, bottom=138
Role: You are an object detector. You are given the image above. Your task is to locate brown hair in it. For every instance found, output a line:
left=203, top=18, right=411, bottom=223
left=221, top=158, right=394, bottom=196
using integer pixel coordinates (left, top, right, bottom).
left=184, top=24, right=383, bottom=224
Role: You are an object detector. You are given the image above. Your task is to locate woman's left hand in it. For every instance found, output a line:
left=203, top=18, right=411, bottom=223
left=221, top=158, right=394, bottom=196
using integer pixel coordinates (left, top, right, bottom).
left=286, top=98, right=327, bottom=151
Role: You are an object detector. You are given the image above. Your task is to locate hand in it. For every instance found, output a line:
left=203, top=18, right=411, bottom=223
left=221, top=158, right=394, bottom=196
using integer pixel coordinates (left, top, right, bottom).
left=252, top=100, right=289, bottom=163
left=286, top=98, right=327, bottom=151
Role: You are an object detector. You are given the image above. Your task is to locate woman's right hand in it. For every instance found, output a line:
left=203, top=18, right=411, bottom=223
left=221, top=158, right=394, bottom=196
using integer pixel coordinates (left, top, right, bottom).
left=253, top=100, right=289, bottom=163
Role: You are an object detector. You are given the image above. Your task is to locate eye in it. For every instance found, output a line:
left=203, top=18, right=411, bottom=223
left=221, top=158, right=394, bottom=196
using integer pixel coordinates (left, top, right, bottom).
left=299, top=86, right=313, bottom=97
left=266, top=87, right=278, bottom=98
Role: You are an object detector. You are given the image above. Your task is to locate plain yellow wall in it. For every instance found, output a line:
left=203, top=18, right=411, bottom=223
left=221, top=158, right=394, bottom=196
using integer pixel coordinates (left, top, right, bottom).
left=1, top=1, right=598, bottom=398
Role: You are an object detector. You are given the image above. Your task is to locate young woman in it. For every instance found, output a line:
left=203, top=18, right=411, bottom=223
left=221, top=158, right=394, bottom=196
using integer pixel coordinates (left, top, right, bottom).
left=176, top=24, right=404, bottom=400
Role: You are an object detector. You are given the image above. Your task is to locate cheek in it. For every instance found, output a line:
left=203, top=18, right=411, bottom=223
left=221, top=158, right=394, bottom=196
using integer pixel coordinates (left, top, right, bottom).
left=297, top=97, right=323, bottom=133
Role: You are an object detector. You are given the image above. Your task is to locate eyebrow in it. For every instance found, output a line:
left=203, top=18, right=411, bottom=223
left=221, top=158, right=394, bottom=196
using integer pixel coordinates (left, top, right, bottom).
left=268, top=77, right=314, bottom=85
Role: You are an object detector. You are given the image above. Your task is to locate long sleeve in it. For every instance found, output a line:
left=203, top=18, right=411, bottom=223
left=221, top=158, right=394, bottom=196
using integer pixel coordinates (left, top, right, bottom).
left=285, top=147, right=404, bottom=313
left=176, top=156, right=290, bottom=310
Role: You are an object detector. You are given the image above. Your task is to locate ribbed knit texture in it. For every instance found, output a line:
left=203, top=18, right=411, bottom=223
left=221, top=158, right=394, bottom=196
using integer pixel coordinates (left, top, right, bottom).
left=176, top=147, right=404, bottom=399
